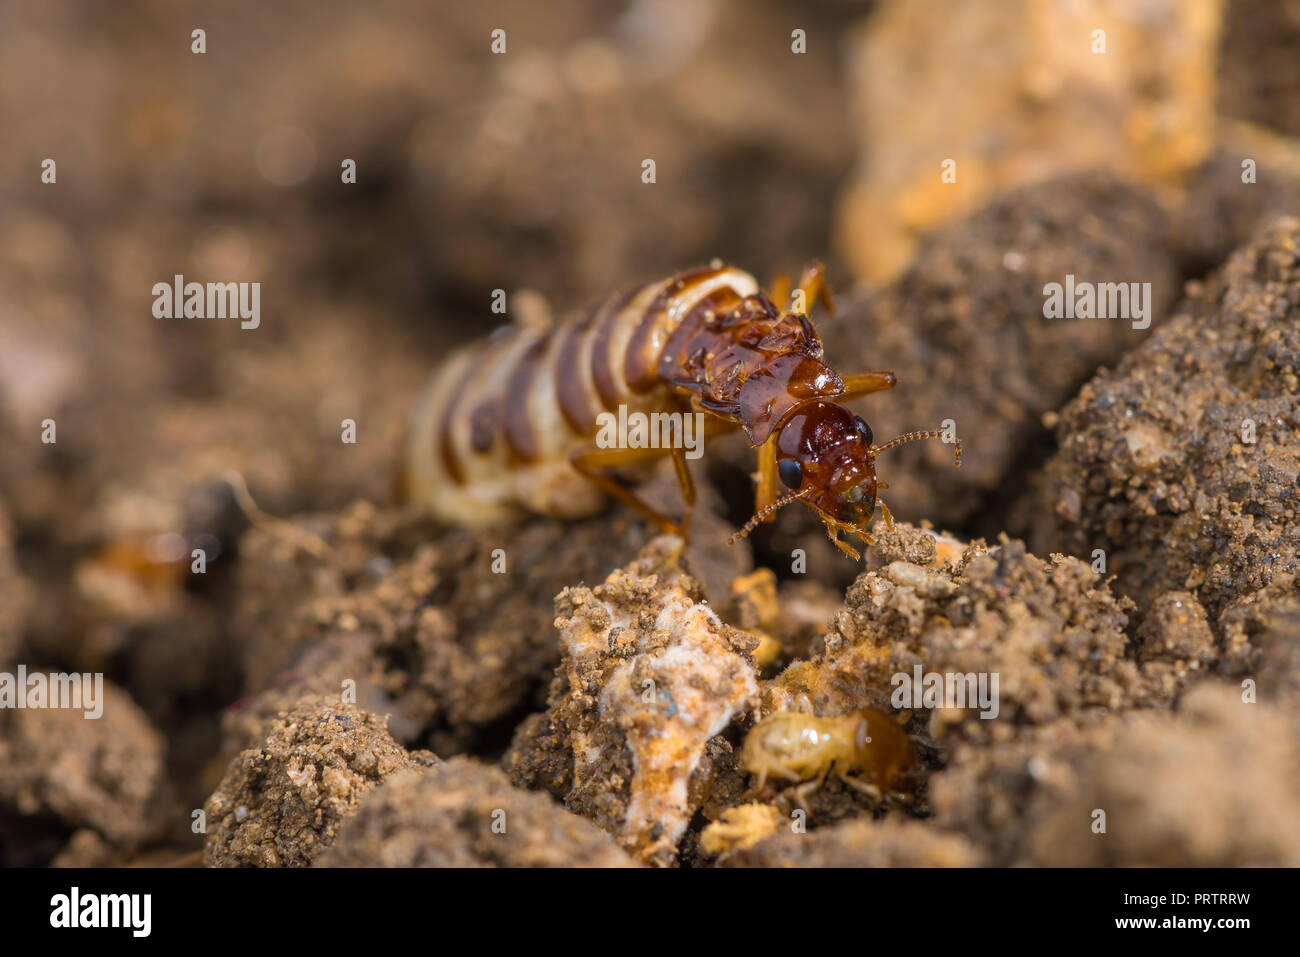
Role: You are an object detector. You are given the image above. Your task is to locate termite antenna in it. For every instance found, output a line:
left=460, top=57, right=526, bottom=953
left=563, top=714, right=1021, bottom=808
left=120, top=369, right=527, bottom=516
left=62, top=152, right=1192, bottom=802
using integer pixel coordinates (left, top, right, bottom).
left=870, top=430, right=962, bottom=468
left=219, top=469, right=334, bottom=559
left=728, top=486, right=812, bottom=546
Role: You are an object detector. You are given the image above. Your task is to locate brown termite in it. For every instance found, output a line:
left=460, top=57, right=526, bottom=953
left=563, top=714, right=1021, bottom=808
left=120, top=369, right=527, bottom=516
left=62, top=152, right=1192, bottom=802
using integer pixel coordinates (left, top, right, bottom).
left=407, top=262, right=960, bottom=558
left=742, top=708, right=916, bottom=808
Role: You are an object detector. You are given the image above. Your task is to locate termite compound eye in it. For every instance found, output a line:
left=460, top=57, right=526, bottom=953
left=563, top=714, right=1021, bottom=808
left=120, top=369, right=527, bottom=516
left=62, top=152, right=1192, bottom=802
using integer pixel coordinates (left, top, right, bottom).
left=855, top=415, right=873, bottom=447
left=778, top=458, right=802, bottom=489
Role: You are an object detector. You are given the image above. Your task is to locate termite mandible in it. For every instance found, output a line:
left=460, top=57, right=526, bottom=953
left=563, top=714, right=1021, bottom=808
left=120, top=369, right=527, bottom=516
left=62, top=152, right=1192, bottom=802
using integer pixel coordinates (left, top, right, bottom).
left=407, top=262, right=960, bottom=559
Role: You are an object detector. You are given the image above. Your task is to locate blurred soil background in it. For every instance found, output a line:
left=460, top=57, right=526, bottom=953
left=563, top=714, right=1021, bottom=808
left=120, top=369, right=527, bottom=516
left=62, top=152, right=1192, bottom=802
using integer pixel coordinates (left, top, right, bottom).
left=1, top=0, right=1299, bottom=867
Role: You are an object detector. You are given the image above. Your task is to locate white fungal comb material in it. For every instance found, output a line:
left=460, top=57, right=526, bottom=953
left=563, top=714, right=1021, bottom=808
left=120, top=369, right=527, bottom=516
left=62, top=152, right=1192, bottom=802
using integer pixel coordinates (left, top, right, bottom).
left=556, top=540, right=758, bottom=865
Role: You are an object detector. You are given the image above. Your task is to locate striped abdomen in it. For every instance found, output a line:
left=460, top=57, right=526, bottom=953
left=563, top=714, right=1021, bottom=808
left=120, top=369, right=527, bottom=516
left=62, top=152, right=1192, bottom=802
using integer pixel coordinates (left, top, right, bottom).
left=408, top=263, right=760, bottom=526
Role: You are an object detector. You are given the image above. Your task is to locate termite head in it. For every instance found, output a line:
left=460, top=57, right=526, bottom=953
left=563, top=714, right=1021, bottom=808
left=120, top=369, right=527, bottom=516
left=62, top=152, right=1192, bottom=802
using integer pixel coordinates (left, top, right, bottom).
left=728, top=399, right=961, bottom=559
left=774, top=400, right=878, bottom=526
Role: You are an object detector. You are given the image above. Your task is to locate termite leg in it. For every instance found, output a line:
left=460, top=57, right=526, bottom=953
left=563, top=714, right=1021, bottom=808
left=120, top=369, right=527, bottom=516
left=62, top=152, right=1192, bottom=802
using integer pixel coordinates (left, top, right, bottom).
left=910, top=736, right=947, bottom=758
left=570, top=407, right=699, bottom=538
left=669, top=434, right=696, bottom=539
left=667, top=397, right=703, bottom=537
left=815, top=498, right=875, bottom=559
left=792, top=767, right=831, bottom=813
left=839, top=370, right=898, bottom=400
left=825, top=526, right=862, bottom=561
left=878, top=499, right=895, bottom=530
left=753, top=435, right=780, bottom=522
left=813, top=498, right=875, bottom=545
left=839, top=774, right=883, bottom=802
left=769, top=272, right=792, bottom=312
left=510, top=290, right=554, bottom=332
left=682, top=400, right=746, bottom=442
left=794, top=262, right=835, bottom=317
left=570, top=444, right=685, bottom=537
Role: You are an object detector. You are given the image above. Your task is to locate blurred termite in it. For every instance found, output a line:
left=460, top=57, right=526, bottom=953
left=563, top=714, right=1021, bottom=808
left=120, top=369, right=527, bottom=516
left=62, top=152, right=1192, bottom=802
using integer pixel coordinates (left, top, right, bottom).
left=408, top=262, right=960, bottom=559
left=742, top=708, right=916, bottom=808
left=76, top=472, right=335, bottom=611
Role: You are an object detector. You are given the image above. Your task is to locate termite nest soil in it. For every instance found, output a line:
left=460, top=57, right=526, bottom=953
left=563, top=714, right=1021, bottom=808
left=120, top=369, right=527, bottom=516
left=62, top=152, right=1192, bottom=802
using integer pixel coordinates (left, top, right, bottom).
left=1023, top=218, right=1300, bottom=649
left=6, top=219, right=1300, bottom=866
left=0, top=680, right=171, bottom=867
left=5, top=216, right=1300, bottom=869
left=204, top=698, right=431, bottom=868
left=317, top=758, right=635, bottom=868
left=200, top=505, right=1300, bottom=868
left=3, top=0, right=1300, bottom=868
